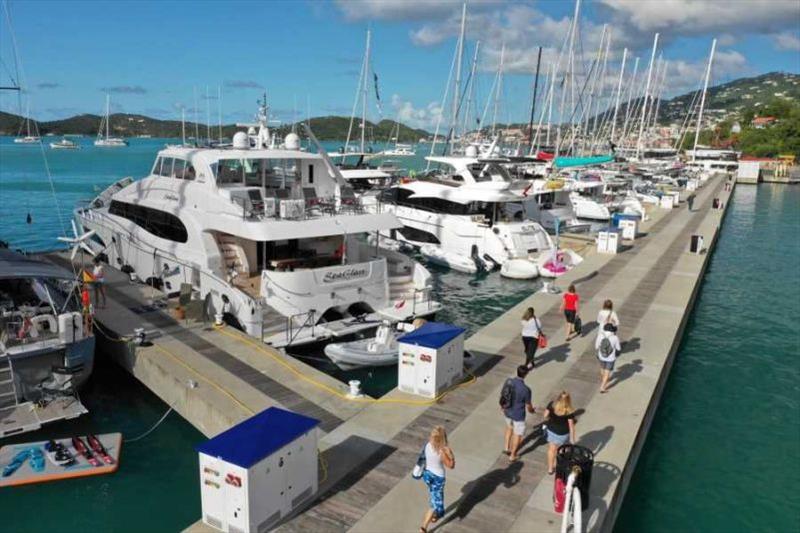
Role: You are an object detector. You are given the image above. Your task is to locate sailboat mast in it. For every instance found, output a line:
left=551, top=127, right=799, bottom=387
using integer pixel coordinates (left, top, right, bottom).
left=218, top=85, right=222, bottom=143
left=463, top=40, right=480, bottom=138
left=181, top=107, right=186, bottom=145
left=450, top=2, right=466, bottom=153
left=527, top=46, right=543, bottom=154
left=693, top=38, right=717, bottom=159
left=637, top=33, right=659, bottom=158
left=610, top=48, right=627, bottom=143
left=193, top=86, right=199, bottom=143
left=491, top=43, right=505, bottom=139
left=361, top=28, right=371, bottom=153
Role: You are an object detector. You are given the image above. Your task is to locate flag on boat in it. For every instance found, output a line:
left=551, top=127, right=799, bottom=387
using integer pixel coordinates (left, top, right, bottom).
left=554, top=155, right=614, bottom=168
left=373, top=72, right=382, bottom=115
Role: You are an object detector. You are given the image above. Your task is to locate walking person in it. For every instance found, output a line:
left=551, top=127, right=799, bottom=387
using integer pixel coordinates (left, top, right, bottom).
left=596, top=323, right=622, bottom=393
left=543, top=391, right=577, bottom=475
left=501, top=365, right=535, bottom=462
left=560, top=284, right=580, bottom=340
left=92, top=259, right=107, bottom=308
left=596, top=299, right=619, bottom=337
left=520, top=307, right=543, bottom=369
left=687, top=193, right=695, bottom=211
left=419, top=426, right=455, bottom=533
left=80, top=282, right=93, bottom=333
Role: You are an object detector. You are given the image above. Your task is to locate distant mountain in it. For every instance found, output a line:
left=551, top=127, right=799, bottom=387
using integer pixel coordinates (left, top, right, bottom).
left=659, top=71, right=800, bottom=123
left=0, top=111, right=431, bottom=143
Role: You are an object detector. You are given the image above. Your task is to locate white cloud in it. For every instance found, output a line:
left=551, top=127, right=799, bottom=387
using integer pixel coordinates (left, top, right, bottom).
left=391, top=94, right=443, bottom=131
left=663, top=49, right=748, bottom=95
left=334, top=0, right=499, bottom=22
left=773, top=31, right=800, bottom=52
left=599, top=0, right=799, bottom=35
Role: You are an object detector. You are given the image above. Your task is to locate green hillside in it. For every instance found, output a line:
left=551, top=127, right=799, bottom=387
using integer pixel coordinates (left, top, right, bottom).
left=0, top=111, right=430, bottom=142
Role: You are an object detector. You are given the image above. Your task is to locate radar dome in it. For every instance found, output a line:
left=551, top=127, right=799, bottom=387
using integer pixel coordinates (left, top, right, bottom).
left=284, top=133, right=301, bottom=150
left=232, top=131, right=249, bottom=149
left=465, top=145, right=478, bottom=157
left=247, top=126, right=256, bottom=135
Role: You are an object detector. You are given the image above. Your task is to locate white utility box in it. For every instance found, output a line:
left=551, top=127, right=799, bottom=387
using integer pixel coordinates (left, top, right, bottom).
left=279, top=199, right=305, bottom=219
left=669, top=191, right=681, bottom=206
left=398, top=322, right=466, bottom=398
left=659, top=194, right=675, bottom=209
left=619, top=219, right=638, bottom=240
left=597, top=229, right=621, bottom=254
left=686, top=179, right=699, bottom=191
left=196, top=407, right=320, bottom=533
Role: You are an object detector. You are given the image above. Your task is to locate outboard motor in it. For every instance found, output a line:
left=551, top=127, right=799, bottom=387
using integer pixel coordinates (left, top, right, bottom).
left=470, top=245, right=487, bottom=272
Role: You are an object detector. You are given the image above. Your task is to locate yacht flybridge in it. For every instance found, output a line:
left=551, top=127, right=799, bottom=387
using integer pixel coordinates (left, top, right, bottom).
left=362, top=155, right=582, bottom=279
left=76, top=114, right=439, bottom=348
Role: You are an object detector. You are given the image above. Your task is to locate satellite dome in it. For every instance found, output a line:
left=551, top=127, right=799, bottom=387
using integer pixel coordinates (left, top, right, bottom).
left=284, top=133, right=301, bottom=150
left=465, top=145, right=478, bottom=157
left=232, top=131, right=249, bottom=149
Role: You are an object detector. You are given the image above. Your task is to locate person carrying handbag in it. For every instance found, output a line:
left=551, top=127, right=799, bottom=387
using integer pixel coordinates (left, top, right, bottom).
left=521, top=307, right=545, bottom=369
left=417, top=426, right=455, bottom=533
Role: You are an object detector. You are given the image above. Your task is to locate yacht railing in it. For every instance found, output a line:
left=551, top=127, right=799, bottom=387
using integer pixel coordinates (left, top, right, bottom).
left=77, top=208, right=262, bottom=314
left=286, top=309, right=315, bottom=346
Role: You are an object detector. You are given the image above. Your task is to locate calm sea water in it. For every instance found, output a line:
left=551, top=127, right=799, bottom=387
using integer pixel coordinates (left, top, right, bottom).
left=2, top=138, right=796, bottom=531
left=617, top=184, right=800, bottom=531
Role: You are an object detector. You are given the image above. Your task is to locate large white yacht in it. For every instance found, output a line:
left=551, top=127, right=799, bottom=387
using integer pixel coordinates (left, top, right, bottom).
left=363, top=154, right=580, bottom=279
left=684, top=148, right=739, bottom=174
left=76, top=115, right=439, bottom=348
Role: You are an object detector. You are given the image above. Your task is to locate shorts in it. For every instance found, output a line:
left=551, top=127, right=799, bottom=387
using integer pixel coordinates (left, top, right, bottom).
left=505, top=417, right=526, bottom=436
left=564, top=310, right=576, bottom=323
left=546, top=429, right=569, bottom=446
left=599, top=359, right=615, bottom=371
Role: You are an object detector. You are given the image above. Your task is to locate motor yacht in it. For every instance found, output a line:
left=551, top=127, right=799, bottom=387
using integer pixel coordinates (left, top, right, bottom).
left=684, top=148, right=739, bottom=175
left=0, top=244, right=94, bottom=437
left=76, top=113, right=439, bottom=348
left=362, top=154, right=580, bottom=279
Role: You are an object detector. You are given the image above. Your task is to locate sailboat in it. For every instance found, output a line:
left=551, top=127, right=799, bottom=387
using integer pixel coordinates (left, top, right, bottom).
left=13, top=101, right=40, bottom=144
left=94, top=94, right=128, bottom=147
left=382, top=122, right=415, bottom=157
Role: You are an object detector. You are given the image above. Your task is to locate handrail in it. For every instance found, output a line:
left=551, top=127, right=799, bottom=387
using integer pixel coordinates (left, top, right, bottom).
left=286, top=309, right=315, bottom=345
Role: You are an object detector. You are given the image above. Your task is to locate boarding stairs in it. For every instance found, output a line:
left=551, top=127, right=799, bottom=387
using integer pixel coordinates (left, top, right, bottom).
left=388, top=273, right=417, bottom=301
left=0, top=357, right=19, bottom=410
left=216, top=234, right=247, bottom=277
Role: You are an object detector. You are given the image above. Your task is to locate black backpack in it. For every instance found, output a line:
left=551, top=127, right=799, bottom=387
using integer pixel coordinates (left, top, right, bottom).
left=499, top=378, right=515, bottom=409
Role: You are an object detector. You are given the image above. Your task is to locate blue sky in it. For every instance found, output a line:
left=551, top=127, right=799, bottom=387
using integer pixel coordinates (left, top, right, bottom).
left=1, top=0, right=798, bottom=131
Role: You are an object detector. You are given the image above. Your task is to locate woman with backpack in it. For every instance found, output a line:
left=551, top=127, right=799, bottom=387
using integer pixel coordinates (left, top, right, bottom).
left=418, top=426, right=455, bottom=533
left=595, top=323, right=622, bottom=393
left=521, top=307, right=544, bottom=369
left=543, top=391, right=577, bottom=475
left=596, top=299, right=619, bottom=337
left=560, top=284, right=580, bottom=340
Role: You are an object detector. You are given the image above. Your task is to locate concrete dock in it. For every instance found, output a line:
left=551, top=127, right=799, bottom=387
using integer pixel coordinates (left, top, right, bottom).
left=49, top=173, right=734, bottom=532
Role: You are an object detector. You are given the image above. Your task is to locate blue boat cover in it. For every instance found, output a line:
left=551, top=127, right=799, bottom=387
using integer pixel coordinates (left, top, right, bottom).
left=398, top=322, right=466, bottom=349
left=196, top=407, right=319, bottom=468
left=554, top=155, right=614, bottom=168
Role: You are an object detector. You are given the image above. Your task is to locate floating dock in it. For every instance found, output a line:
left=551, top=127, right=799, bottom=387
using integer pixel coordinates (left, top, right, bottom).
left=45, top=174, right=733, bottom=532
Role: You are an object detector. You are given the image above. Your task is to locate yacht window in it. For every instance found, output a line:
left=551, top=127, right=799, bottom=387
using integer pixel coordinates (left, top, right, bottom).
left=184, top=165, right=196, bottom=181
left=109, top=200, right=188, bottom=243
left=172, top=159, right=187, bottom=179
left=159, top=158, right=175, bottom=177
left=218, top=159, right=244, bottom=185
left=379, top=187, right=398, bottom=203
left=152, top=157, right=163, bottom=176
left=308, top=164, right=314, bottom=184
left=468, top=163, right=511, bottom=183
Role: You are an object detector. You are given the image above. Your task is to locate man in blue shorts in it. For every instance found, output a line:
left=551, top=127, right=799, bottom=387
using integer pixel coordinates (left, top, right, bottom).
left=502, top=365, right=535, bottom=462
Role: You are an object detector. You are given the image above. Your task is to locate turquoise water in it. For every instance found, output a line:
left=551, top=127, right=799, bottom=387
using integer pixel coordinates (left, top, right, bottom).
left=617, top=184, right=800, bottom=531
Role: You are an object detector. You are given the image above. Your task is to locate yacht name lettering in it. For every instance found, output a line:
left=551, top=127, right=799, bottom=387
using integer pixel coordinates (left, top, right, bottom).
left=323, top=267, right=368, bottom=283
left=164, top=193, right=180, bottom=202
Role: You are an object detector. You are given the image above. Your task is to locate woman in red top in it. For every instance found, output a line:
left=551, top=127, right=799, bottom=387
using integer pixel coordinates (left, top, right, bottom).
left=560, top=284, right=579, bottom=340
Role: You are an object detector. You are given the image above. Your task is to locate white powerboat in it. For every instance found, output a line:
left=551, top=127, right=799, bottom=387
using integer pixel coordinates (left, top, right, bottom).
left=13, top=136, right=39, bottom=144
left=94, top=94, right=129, bottom=147
left=363, top=154, right=575, bottom=279
left=50, top=138, right=80, bottom=150
left=76, top=102, right=439, bottom=348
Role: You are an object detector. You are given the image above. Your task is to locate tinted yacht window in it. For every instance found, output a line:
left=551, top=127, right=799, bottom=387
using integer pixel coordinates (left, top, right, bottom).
left=109, top=200, right=188, bottom=243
